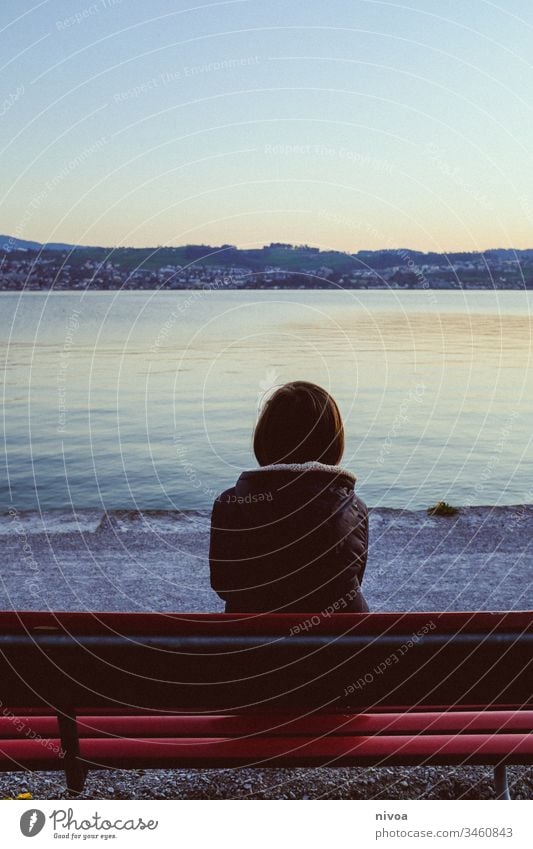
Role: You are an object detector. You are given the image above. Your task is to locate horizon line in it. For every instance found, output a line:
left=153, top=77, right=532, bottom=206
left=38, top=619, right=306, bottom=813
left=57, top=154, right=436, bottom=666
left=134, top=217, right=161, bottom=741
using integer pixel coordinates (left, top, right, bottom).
left=2, top=235, right=533, bottom=255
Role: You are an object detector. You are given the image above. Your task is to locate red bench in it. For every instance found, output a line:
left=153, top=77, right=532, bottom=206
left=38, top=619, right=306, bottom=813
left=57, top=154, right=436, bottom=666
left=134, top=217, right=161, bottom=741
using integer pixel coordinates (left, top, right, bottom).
left=0, top=610, right=532, bottom=799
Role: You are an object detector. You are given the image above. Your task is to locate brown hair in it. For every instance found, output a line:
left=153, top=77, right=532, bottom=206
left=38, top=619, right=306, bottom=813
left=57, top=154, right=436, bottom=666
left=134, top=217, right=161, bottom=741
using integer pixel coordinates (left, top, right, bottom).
left=253, top=381, right=344, bottom=466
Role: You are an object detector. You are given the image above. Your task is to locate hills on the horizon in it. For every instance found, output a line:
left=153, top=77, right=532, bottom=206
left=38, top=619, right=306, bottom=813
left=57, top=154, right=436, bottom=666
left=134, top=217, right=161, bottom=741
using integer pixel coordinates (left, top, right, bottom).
left=3, top=234, right=533, bottom=266
left=2, top=234, right=533, bottom=290
left=1, top=235, right=81, bottom=252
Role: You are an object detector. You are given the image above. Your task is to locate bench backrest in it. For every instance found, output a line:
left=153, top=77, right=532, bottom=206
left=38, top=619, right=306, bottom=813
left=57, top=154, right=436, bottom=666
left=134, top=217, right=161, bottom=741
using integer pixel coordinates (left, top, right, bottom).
left=1, top=611, right=532, bottom=713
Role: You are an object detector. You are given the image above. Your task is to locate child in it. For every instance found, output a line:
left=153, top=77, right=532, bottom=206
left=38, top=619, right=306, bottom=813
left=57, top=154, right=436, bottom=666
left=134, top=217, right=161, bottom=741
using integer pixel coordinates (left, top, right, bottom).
left=209, top=381, right=369, bottom=613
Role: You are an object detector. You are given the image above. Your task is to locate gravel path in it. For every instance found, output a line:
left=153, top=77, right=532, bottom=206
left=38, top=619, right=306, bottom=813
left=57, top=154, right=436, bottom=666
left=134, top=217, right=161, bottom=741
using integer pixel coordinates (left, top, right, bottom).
left=2, top=765, right=533, bottom=801
left=1, top=504, right=532, bottom=799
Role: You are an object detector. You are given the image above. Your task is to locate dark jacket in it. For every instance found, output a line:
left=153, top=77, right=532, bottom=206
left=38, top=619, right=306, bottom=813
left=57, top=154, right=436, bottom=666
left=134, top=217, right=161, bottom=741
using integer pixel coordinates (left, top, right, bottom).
left=209, top=462, right=369, bottom=613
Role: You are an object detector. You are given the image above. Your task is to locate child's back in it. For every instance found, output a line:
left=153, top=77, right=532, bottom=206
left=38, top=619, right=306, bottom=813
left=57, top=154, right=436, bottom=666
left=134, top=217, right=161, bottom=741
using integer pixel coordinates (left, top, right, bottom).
left=209, top=381, right=369, bottom=613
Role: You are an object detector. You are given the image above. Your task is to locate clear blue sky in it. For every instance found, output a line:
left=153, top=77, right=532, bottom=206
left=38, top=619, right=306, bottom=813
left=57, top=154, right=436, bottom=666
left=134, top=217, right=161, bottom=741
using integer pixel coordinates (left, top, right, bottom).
left=1, top=0, right=532, bottom=251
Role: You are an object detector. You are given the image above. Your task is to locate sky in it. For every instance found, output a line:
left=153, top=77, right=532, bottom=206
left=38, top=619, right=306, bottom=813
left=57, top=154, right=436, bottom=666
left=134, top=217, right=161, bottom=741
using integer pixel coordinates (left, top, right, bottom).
left=1, top=0, right=533, bottom=252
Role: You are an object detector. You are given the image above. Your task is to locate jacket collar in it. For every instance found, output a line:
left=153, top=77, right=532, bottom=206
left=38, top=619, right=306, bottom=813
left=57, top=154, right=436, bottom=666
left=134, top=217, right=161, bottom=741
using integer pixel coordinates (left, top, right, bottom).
left=244, top=461, right=356, bottom=484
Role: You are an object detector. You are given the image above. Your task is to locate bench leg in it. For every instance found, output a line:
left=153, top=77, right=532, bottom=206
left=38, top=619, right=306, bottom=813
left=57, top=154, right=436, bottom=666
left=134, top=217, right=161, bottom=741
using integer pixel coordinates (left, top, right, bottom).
left=494, top=764, right=511, bottom=800
left=58, top=713, right=87, bottom=795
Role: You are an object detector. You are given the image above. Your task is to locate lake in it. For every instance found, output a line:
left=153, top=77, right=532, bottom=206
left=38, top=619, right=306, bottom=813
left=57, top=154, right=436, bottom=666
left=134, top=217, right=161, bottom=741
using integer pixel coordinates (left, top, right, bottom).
left=1, top=290, right=532, bottom=512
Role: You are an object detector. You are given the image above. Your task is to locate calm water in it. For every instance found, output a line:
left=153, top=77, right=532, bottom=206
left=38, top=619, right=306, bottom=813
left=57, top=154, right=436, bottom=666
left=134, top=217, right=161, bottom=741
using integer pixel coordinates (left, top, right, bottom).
left=1, top=290, right=532, bottom=511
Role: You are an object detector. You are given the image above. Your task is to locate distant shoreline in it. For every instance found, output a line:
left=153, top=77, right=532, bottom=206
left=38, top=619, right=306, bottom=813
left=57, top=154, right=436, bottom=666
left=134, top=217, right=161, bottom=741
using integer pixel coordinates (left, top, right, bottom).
left=2, top=240, right=533, bottom=291
left=2, top=283, right=532, bottom=292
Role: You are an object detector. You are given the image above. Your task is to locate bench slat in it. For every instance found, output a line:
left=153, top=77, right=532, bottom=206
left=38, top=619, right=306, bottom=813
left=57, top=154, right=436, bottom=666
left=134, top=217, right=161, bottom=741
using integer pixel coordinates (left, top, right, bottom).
left=2, top=732, right=533, bottom=772
left=77, top=733, right=533, bottom=767
left=1, top=710, right=533, bottom=740
left=3, top=610, right=532, bottom=636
